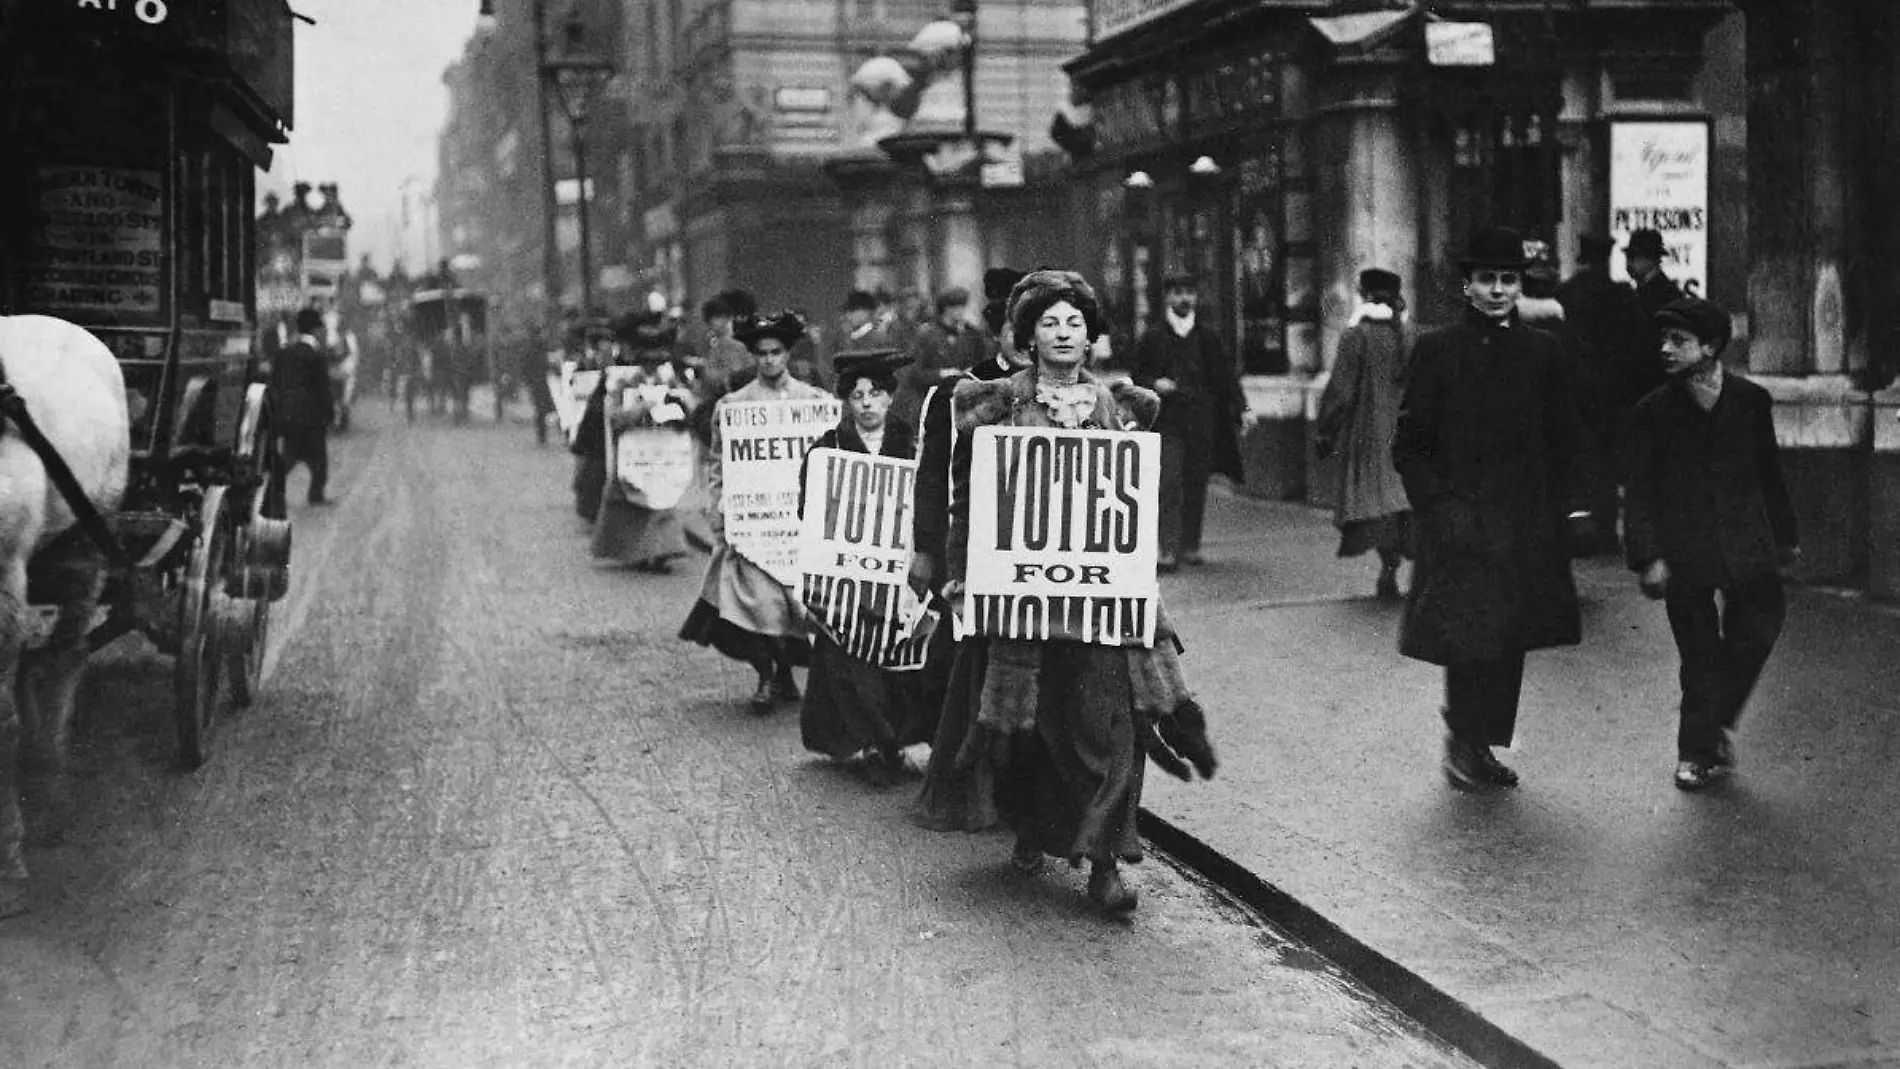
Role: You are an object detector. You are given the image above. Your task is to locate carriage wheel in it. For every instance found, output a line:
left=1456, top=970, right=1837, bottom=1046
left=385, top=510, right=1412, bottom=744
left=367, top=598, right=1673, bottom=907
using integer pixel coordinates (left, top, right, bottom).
left=226, top=385, right=286, bottom=708
left=174, top=485, right=232, bottom=770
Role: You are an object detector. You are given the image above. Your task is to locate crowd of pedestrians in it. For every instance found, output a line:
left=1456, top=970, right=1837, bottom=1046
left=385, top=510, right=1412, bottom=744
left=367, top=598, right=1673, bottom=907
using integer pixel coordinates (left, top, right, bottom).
left=535, top=219, right=1797, bottom=925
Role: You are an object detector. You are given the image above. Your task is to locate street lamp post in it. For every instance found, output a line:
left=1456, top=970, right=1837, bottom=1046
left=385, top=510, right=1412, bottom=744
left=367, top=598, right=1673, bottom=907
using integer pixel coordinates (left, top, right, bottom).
left=952, top=0, right=976, bottom=148
left=544, top=15, right=616, bottom=319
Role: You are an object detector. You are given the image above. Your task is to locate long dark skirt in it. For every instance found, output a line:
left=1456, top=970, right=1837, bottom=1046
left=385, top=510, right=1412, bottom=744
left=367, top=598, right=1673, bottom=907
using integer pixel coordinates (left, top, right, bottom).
left=800, top=637, right=932, bottom=759
left=1336, top=511, right=1413, bottom=559
left=914, top=638, right=1145, bottom=866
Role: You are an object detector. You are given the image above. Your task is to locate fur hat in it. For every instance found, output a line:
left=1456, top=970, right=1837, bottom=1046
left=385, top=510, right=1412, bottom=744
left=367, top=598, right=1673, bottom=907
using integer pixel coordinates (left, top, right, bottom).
left=1357, top=268, right=1401, bottom=295
left=1005, top=269, right=1107, bottom=352
left=734, top=310, right=807, bottom=351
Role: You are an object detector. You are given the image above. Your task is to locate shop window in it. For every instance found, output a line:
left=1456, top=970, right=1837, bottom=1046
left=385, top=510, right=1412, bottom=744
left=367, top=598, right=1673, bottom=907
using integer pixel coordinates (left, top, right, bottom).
left=1451, top=103, right=1560, bottom=241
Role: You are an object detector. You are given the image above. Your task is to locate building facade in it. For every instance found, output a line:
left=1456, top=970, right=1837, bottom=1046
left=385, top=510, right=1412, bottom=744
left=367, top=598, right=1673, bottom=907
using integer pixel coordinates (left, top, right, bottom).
left=1063, top=0, right=1737, bottom=500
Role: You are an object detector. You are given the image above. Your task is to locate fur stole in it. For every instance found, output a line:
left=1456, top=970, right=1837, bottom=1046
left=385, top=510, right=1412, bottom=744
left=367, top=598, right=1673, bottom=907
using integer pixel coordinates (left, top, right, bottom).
left=951, top=368, right=1161, bottom=434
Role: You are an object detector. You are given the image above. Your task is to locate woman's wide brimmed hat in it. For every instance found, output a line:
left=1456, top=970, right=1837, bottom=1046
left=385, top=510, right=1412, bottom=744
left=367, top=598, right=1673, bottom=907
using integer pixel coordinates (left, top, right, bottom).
left=832, top=347, right=912, bottom=380
left=734, top=310, right=807, bottom=350
left=612, top=309, right=677, bottom=351
left=1457, top=225, right=1531, bottom=271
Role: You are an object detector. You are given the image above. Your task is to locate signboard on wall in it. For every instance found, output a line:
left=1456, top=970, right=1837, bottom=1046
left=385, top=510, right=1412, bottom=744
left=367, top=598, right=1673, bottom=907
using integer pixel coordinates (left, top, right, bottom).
left=23, top=165, right=166, bottom=320
left=1608, top=120, right=1710, bottom=297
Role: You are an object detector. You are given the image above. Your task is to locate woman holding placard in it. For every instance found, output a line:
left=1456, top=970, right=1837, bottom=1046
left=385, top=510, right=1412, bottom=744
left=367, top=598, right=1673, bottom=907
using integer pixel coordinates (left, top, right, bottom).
left=680, top=311, right=829, bottom=713
left=590, top=310, right=699, bottom=571
left=917, top=270, right=1218, bottom=915
left=795, top=349, right=929, bottom=783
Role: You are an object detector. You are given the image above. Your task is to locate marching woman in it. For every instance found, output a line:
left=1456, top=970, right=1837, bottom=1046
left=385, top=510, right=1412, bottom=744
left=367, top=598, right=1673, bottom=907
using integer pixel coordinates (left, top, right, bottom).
left=591, top=310, right=699, bottom=572
left=680, top=311, right=828, bottom=713
left=916, top=270, right=1218, bottom=914
left=795, top=349, right=929, bottom=783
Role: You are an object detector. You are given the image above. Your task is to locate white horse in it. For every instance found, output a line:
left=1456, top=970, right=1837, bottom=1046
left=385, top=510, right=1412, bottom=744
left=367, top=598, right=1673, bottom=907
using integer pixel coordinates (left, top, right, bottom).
left=0, top=316, right=130, bottom=918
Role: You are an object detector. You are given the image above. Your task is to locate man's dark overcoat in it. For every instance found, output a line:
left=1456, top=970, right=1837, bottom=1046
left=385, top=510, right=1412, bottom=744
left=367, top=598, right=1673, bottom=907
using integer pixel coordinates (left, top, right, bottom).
left=1391, top=309, right=1590, bottom=665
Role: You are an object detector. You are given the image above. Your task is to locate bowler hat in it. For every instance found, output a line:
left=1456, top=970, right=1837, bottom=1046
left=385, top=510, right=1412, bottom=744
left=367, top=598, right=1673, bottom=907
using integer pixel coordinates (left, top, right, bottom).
left=1654, top=296, right=1731, bottom=353
left=1161, top=271, right=1199, bottom=290
left=1578, top=232, right=1616, bottom=262
left=294, top=307, right=325, bottom=335
left=1624, top=229, right=1668, bottom=260
left=843, top=289, right=878, bottom=313
left=1458, top=226, right=1531, bottom=271
left=934, top=286, right=971, bottom=312
left=984, top=267, right=1027, bottom=304
left=734, top=309, right=807, bottom=350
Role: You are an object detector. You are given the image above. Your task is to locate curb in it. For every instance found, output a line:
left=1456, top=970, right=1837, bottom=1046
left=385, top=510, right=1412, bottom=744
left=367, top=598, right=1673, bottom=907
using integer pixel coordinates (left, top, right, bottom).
left=1138, top=808, right=1566, bottom=1069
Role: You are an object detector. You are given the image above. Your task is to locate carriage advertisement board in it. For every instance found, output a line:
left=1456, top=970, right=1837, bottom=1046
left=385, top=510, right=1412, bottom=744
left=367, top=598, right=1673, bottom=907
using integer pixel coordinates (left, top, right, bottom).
left=22, top=165, right=166, bottom=322
left=962, top=426, right=1161, bottom=648
left=797, top=448, right=933, bottom=670
left=719, top=397, right=842, bottom=587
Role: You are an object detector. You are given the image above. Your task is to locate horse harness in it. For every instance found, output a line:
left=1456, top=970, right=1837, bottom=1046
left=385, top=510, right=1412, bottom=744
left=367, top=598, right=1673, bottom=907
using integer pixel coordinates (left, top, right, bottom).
left=0, top=364, right=134, bottom=571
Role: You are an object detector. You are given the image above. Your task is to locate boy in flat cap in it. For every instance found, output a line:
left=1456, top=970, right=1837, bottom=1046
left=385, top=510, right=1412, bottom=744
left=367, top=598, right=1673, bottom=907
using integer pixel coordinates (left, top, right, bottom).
left=1624, top=296, right=1798, bottom=791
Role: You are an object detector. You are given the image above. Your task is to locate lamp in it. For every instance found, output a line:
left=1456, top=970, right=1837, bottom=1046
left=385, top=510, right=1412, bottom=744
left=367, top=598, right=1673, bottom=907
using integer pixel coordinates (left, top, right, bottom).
left=1188, top=155, right=1222, bottom=177
left=542, top=13, right=616, bottom=316
left=1124, top=170, right=1155, bottom=189
left=476, top=0, right=496, bottom=28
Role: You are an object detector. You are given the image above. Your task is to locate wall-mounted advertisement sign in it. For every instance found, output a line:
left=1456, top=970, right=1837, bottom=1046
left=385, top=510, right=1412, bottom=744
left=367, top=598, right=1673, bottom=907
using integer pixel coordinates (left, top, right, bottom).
left=24, top=165, right=166, bottom=321
left=1093, top=0, right=1196, bottom=44
left=1608, top=120, right=1710, bottom=297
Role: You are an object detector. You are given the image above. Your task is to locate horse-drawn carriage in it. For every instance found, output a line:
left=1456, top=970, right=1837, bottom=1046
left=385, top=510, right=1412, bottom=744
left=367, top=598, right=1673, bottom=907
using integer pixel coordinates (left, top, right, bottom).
left=0, top=0, right=299, bottom=912
left=408, top=284, right=495, bottom=424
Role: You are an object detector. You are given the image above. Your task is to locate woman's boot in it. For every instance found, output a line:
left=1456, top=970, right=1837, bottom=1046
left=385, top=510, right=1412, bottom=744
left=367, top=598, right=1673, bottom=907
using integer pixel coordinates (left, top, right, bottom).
left=1087, top=861, right=1138, bottom=912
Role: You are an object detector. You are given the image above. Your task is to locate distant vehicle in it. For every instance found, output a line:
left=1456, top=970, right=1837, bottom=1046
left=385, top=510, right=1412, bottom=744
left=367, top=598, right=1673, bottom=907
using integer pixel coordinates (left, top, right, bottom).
left=408, top=286, right=493, bottom=424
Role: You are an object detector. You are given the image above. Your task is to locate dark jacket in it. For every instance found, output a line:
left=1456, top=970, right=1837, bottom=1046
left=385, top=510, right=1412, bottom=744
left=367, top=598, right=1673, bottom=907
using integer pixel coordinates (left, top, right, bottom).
left=1391, top=309, right=1590, bottom=664
left=911, top=353, right=1015, bottom=592
left=1132, top=319, right=1245, bottom=482
left=271, top=337, right=335, bottom=431
left=1623, top=374, right=1796, bottom=588
left=1555, top=267, right=1645, bottom=419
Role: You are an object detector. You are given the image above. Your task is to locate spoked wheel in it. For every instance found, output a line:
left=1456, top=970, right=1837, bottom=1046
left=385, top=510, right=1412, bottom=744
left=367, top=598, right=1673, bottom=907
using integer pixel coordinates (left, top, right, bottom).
left=225, top=384, right=288, bottom=708
left=174, top=485, right=232, bottom=770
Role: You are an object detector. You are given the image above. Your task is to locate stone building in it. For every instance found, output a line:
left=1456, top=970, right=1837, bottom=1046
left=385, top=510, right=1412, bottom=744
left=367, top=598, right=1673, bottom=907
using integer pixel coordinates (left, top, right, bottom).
left=1062, top=0, right=1739, bottom=500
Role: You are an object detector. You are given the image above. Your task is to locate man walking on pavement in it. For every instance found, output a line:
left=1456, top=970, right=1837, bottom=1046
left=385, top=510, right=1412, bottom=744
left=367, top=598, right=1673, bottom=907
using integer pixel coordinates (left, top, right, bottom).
left=1134, top=271, right=1246, bottom=571
left=274, top=307, right=337, bottom=506
left=1624, top=296, right=1799, bottom=792
left=1556, top=232, right=1646, bottom=554
left=1622, top=228, right=1683, bottom=409
left=1392, top=226, right=1593, bottom=791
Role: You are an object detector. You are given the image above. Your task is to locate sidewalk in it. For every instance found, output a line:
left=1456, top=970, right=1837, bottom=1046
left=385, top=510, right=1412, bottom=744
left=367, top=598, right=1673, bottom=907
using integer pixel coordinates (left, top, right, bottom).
left=1149, top=486, right=1900, bottom=1069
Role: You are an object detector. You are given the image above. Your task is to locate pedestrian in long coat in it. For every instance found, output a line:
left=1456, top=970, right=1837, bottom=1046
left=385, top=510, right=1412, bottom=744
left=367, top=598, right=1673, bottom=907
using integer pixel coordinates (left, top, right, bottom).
left=272, top=307, right=336, bottom=505
left=1132, top=272, right=1246, bottom=570
left=1315, top=268, right=1413, bottom=597
left=795, top=349, right=928, bottom=782
left=1392, top=226, right=1592, bottom=792
left=679, top=311, right=827, bottom=713
left=916, top=270, right=1217, bottom=915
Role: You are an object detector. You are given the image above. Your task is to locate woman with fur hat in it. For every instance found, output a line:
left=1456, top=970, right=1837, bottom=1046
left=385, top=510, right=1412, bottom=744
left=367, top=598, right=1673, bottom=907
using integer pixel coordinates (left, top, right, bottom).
left=795, top=349, right=929, bottom=782
left=913, top=269, right=1218, bottom=914
left=680, top=311, right=832, bottom=713
left=586, top=310, right=699, bottom=570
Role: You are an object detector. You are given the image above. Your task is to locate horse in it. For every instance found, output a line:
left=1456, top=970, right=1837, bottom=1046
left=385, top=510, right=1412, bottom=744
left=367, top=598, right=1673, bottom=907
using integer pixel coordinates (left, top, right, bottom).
left=0, top=315, right=130, bottom=918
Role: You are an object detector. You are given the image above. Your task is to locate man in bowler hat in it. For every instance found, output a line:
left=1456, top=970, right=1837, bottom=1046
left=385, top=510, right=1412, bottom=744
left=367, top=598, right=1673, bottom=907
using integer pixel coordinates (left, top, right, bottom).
left=1392, top=226, right=1593, bottom=790
left=1624, top=296, right=1798, bottom=791
left=273, top=307, right=337, bottom=505
left=1133, top=271, right=1247, bottom=570
left=1622, top=228, right=1683, bottom=411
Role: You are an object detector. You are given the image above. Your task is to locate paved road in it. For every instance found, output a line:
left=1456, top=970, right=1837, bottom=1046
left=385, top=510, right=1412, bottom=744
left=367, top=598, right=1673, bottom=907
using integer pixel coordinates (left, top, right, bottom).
left=0, top=400, right=1480, bottom=1069
left=1148, top=491, right=1900, bottom=1069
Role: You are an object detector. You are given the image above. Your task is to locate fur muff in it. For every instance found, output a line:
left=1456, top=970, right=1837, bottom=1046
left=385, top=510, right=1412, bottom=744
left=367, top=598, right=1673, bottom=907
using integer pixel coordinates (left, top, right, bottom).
left=1109, top=380, right=1161, bottom=431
